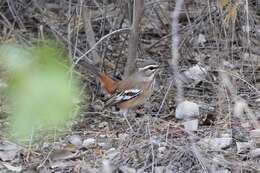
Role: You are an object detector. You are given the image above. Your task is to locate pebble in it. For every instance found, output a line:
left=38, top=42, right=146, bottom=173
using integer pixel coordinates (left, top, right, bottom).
left=214, top=169, right=231, bottom=173
left=200, top=137, right=232, bottom=150
left=250, top=129, right=260, bottom=138
left=98, top=122, right=108, bottom=128
left=118, top=133, right=129, bottom=141
left=69, top=135, right=82, bottom=146
left=82, top=138, right=95, bottom=148
left=175, top=101, right=200, bottom=120
left=183, top=64, right=208, bottom=82
left=236, top=142, right=251, bottom=154
left=155, top=166, right=166, bottom=173
left=157, top=147, right=166, bottom=159
left=182, top=119, right=198, bottom=131
left=250, top=148, right=260, bottom=158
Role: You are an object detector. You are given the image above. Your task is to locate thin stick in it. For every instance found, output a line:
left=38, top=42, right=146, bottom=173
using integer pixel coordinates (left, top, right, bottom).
left=74, top=28, right=130, bottom=65
left=171, top=0, right=184, bottom=104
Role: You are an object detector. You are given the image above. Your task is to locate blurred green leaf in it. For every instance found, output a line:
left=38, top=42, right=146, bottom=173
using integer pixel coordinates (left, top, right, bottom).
left=0, top=41, right=81, bottom=143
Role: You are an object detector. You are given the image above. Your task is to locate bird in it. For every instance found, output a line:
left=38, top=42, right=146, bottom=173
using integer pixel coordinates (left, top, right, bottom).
left=80, top=60, right=159, bottom=132
left=80, top=60, right=159, bottom=115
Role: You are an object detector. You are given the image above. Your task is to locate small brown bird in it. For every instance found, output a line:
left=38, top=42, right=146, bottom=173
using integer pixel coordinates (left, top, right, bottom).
left=81, top=60, right=159, bottom=115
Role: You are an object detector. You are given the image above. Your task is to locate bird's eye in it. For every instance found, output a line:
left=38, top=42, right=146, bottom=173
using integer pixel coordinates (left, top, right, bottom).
left=148, top=66, right=158, bottom=71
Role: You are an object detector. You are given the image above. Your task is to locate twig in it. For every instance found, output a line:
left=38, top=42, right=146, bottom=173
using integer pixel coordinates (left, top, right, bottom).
left=74, top=28, right=130, bottom=65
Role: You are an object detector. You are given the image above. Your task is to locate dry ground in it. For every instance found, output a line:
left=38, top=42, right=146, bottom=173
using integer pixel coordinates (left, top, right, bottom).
left=0, top=0, right=260, bottom=172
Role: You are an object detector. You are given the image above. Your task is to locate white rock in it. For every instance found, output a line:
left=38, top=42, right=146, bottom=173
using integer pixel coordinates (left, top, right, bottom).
left=221, top=133, right=231, bottom=138
left=118, top=133, right=129, bottom=141
left=233, top=100, right=247, bottom=118
left=197, top=34, right=206, bottom=47
left=158, top=146, right=166, bottom=153
left=119, top=166, right=136, bottom=173
left=157, top=147, right=166, bottom=159
left=223, top=60, right=235, bottom=69
left=155, top=166, right=166, bottom=173
left=242, top=25, right=251, bottom=32
left=236, top=142, right=251, bottom=154
left=82, top=138, right=95, bottom=148
left=150, top=136, right=163, bottom=146
left=243, top=53, right=260, bottom=62
left=214, top=169, right=231, bottom=173
left=183, top=64, right=208, bottom=82
left=69, top=135, right=82, bottom=146
left=250, top=148, right=260, bottom=158
left=2, top=162, right=22, bottom=172
left=250, top=129, right=260, bottom=138
left=98, top=142, right=109, bottom=149
left=257, top=25, right=260, bottom=34
left=182, top=119, right=198, bottom=131
left=200, top=138, right=232, bottom=150
left=241, top=122, right=251, bottom=128
left=99, top=134, right=107, bottom=138
left=0, top=141, right=19, bottom=161
left=101, top=159, right=114, bottom=173
left=98, top=122, right=108, bottom=128
left=175, top=101, right=200, bottom=120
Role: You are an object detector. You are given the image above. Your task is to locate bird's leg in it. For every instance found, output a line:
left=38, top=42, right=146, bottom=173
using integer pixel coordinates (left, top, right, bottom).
left=121, top=109, right=135, bottom=133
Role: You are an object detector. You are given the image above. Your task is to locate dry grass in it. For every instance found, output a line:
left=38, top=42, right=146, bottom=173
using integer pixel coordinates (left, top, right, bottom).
left=0, top=0, right=260, bottom=172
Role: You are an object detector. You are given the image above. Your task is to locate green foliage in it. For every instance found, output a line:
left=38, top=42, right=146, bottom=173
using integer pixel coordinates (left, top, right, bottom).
left=0, top=41, right=81, bottom=142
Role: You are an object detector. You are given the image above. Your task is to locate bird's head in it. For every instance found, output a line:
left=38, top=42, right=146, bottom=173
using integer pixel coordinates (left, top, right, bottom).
left=138, top=64, right=160, bottom=81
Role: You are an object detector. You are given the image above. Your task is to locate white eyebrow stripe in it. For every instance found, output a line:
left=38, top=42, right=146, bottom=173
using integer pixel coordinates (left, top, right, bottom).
left=138, top=65, right=159, bottom=71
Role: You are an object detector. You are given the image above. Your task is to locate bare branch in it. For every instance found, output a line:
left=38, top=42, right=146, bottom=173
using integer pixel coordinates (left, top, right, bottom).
left=125, top=0, right=144, bottom=76
left=82, top=6, right=101, bottom=64
left=171, top=0, right=184, bottom=104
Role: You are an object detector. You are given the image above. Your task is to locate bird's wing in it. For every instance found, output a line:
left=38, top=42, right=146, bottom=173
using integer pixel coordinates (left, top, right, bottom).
left=105, top=88, right=142, bottom=107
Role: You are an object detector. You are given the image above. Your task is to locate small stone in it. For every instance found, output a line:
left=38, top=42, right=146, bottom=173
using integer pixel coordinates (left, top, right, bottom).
left=41, top=142, right=50, bottom=150
left=118, top=133, right=129, bottom=141
left=236, top=142, right=251, bottom=154
left=69, top=135, right=82, bottom=146
left=98, top=142, right=109, bottom=149
left=119, top=166, right=136, bottom=173
left=82, top=138, right=95, bottom=148
left=98, top=122, right=108, bottom=128
left=214, top=169, right=231, bottom=173
left=241, top=122, right=251, bottom=128
left=99, top=134, right=107, bottom=138
left=250, top=148, right=260, bottom=158
left=150, top=136, right=163, bottom=146
left=233, top=100, right=247, bottom=118
left=232, top=127, right=250, bottom=142
left=175, top=101, right=200, bottom=120
left=183, top=64, right=208, bottom=82
left=155, top=166, right=166, bottom=173
left=200, top=138, right=232, bottom=150
left=157, top=147, right=166, bottom=159
left=182, top=119, right=198, bottom=131
left=221, top=133, right=231, bottom=138
left=197, top=34, right=206, bottom=47
left=250, top=129, right=260, bottom=138
left=242, top=25, right=251, bottom=32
